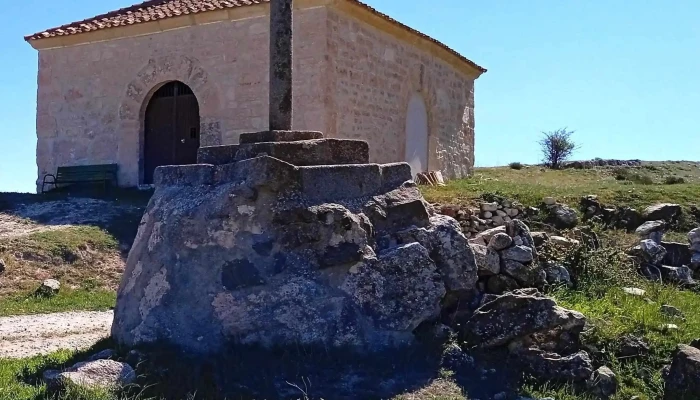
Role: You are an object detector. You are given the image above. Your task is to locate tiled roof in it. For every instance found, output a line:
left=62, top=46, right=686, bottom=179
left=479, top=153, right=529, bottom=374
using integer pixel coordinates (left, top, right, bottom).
left=25, top=0, right=486, bottom=73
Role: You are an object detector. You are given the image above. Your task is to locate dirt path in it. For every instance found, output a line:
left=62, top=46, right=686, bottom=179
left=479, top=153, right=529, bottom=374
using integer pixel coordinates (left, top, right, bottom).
left=0, top=311, right=113, bottom=359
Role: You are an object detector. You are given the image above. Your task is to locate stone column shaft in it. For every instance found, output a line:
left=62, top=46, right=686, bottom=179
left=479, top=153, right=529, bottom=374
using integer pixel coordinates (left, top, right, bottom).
left=269, top=0, right=293, bottom=131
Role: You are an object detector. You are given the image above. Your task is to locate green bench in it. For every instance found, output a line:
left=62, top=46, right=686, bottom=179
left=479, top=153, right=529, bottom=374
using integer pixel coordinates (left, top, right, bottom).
left=42, top=164, right=119, bottom=193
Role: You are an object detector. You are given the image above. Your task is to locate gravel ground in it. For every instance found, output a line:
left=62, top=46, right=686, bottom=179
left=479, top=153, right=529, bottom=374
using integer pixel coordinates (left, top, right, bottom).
left=0, top=311, right=113, bottom=359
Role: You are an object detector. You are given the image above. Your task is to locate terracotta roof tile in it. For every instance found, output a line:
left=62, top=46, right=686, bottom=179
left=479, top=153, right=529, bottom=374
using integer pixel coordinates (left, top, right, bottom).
left=25, top=0, right=486, bottom=73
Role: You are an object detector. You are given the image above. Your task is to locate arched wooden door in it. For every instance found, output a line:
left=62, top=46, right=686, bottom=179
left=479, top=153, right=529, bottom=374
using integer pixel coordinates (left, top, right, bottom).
left=405, top=93, right=429, bottom=178
left=144, top=81, right=200, bottom=184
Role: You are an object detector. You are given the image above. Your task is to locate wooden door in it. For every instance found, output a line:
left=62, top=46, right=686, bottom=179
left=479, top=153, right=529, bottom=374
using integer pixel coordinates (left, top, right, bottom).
left=144, top=82, right=201, bottom=184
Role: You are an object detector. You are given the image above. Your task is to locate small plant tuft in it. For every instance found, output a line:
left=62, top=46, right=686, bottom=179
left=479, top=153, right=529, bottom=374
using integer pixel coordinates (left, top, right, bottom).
left=664, top=176, right=686, bottom=185
left=509, top=162, right=523, bottom=170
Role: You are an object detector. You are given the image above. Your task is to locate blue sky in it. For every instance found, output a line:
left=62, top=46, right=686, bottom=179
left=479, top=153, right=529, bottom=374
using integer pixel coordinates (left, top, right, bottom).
left=1, top=0, right=699, bottom=193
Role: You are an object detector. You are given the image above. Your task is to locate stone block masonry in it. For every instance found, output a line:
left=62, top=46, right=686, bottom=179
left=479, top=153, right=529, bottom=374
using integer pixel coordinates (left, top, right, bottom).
left=34, top=3, right=479, bottom=191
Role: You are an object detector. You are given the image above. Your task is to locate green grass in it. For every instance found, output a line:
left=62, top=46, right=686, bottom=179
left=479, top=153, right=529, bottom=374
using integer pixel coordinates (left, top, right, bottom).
left=422, top=166, right=700, bottom=212
left=0, top=288, right=115, bottom=317
left=0, top=226, right=122, bottom=315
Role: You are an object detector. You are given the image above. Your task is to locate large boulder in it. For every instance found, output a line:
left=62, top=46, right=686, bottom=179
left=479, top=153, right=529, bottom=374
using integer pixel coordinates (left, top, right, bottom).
left=664, top=345, right=700, bottom=399
left=113, top=135, right=477, bottom=354
left=661, top=241, right=692, bottom=268
left=659, top=265, right=695, bottom=286
left=643, top=203, right=681, bottom=222
left=461, top=290, right=585, bottom=349
left=44, top=360, right=135, bottom=390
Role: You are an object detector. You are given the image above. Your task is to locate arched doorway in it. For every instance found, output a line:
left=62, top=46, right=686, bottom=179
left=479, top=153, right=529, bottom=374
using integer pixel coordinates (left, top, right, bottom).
left=405, top=93, right=429, bottom=178
left=143, top=81, right=200, bottom=184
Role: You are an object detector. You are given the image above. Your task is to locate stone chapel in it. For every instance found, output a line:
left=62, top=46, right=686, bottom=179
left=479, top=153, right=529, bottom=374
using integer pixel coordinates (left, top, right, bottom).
left=25, top=0, right=485, bottom=189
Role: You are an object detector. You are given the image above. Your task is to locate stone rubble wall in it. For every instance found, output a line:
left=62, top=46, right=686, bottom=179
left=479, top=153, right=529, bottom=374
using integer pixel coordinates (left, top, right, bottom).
left=437, top=199, right=527, bottom=239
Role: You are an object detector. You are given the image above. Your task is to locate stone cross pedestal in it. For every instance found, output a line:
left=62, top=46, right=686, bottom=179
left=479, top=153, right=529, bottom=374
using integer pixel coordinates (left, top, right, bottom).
left=269, top=0, right=293, bottom=131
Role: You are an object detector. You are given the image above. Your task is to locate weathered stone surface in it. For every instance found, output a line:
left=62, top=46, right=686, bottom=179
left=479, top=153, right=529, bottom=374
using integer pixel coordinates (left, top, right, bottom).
left=630, top=239, right=667, bottom=265
left=342, top=243, right=445, bottom=333
left=661, top=241, right=692, bottom=268
left=618, top=335, right=649, bottom=357
left=488, top=233, right=512, bottom=251
left=547, top=204, right=579, bottom=229
left=664, top=345, right=700, bottom=399
left=588, top=366, right=617, bottom=399
left=623, top=287, right=646, bottom=296
left=635, top=220, right=666, bottom=237
left=544, top=262, right=572, bottom=287
left=643, top=203, right=681, bottom=222
left=474, top=226, right=506, bottom=244
left=44, top=360, right=135, bottom=390
left=113, top=153, right=471, bottom=353
left=461, top=290, right=586, bottom=349
left=486, top=274, right=519, bottom=294
left=518, top=349, right=593, bottom=382
left=549, top=236, right=580, bottom=249
left=239, top=130, right=323, bottom=144
left=501, top=260, right=546, bottom=288
left=36, top=279, right=60, bottom=297
left=690, top=228, right=700, bottom=245
left=235, top=139, right=370, bottom=166
left=531, top=232, right=550, bottom=248
left=471, top=244, right=500, bottom=276
left=500, top=245, right=534, bottom=263
left=659, top=265, right=695, bottom=286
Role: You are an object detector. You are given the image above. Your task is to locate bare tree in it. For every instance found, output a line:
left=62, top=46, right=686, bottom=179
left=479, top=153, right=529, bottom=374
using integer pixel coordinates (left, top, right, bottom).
left=539, top=128, right=579, bottom=169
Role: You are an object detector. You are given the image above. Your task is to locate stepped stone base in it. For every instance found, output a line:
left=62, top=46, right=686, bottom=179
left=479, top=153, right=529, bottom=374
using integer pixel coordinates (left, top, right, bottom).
left=112, top=131, right=477, bottom=354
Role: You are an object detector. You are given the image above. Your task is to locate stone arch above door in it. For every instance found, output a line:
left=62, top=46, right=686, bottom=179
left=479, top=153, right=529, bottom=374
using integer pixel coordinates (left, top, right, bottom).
left=116, top=55, right=223, bottom=186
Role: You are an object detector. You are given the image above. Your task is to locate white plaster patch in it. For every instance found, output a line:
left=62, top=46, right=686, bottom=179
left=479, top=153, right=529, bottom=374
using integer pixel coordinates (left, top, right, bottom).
left=147, top=222, right=163, bottom=252
left=237, top=205, right=255, bottom=215
left=123, top=261, right=143, bottom=294
left=138, top=267, right=170, bottom=320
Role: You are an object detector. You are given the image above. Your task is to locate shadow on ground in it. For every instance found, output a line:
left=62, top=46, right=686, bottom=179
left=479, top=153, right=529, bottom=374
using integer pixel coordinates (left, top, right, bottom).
left=0, top=187, right=153, bottom=248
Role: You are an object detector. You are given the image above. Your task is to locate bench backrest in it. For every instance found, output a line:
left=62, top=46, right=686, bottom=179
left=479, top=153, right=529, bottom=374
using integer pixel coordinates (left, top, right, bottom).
left=56, top=164, right=119, bottom=181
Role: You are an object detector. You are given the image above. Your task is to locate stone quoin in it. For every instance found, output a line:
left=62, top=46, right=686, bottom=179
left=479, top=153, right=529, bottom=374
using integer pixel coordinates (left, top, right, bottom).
left=25, top=0, right=485, bottom=191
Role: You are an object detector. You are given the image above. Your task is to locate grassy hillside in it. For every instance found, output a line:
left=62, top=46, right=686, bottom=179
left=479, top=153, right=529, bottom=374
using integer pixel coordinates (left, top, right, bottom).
left=1, top=164, right=699, bottom=399
left=423, top=163, right=700, bottom=212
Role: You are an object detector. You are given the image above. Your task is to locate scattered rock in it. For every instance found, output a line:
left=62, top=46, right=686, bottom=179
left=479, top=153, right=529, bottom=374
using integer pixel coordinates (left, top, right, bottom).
left=661, top=304, right=684, bottom=319
left=623, top=287, right=646, bottom=296
left=531, top=232, right=550, bottom=249
left=475, top=226, right=507, bottom=245
left=664, top=345, right=700, bottom=399
left=543, top=197, right=556, bottom=206
left=501, top=245, right=534, bottom=264
left=486, top=274, right=520, bottom=294
left=471, top=244, right=501, bottom=276
left=659, top=265, right=695, bottom=286
left=441, top=343, right=473, bottom=371
left=661, top=241, right=692, bottom=268
left=461, top=289, right=586, bottom=349
left=547, top=204, right=579, bottom=229
left=518, top=348, right=593, bottom=382
left=44, top=359, right=135, bottom=390
left=630, top=239, right=667, bottom=265
left=661, top=324, right=679, bottom=332
left=635, top=220, right=666, bottom=239
left=588, top=365, right=617, bottom=399
left=481, top=202, right=498, bottom=212
left=36, top=279, right=61, bottom=297
left=643, top=203, right=681, bottom=222
left=543, top=262, right=572, bottom=287
left=618, top=335, right=649, bottom=357
left=488, top=233, right=513, bottom=251
left=549, top=235, right=580, bottom=249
